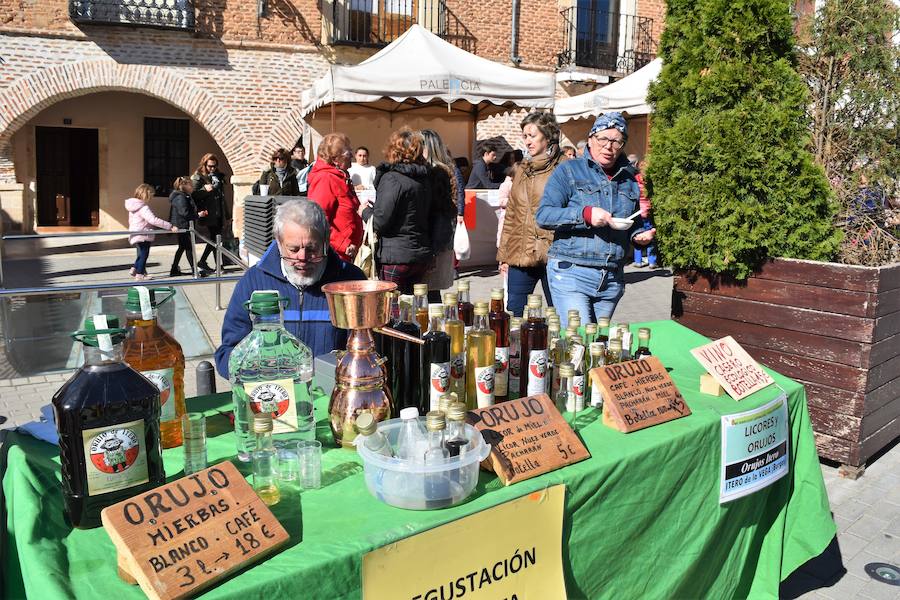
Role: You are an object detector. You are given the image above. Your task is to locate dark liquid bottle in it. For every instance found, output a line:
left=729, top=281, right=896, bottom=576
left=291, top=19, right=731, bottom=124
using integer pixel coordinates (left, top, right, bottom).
left=421, top=305, right=452, bottom=413
left=489, top=288, right=510, bottom=402
left=52, top=315, right=165, bottom=529
left=390, top=303, right=423, bottom=417
left=519, top=295, right=548, bottom=398
left=457, top=281, right=474, bottom=334
left=633, top=327, right=652, bottom=359
left=375, top=292, right=400, bottom=386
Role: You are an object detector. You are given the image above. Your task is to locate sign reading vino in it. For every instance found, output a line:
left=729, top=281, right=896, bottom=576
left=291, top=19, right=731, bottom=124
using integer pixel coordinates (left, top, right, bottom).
left=101, top=461, right=289, bottom=600
left=468, top=394, right=590, bottom=485
left=690, top=336, right=774, bottom=400
left=591, top=356, right=691, bottom=433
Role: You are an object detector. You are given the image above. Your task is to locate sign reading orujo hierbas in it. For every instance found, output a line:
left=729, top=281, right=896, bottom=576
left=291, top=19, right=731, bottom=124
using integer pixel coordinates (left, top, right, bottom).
left=101, top=461, right=289, bottom=600
left=362, top=485, right=567, bottom=600
left=691, top=336, right=774, bottom=400
left=720, top=393, right=790, bottom=503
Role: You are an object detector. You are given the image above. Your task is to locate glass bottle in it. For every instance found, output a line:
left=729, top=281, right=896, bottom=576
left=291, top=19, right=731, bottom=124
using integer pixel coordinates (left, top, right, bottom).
left=413, top=283, right=429, bottom=332
left=633, top=327, right=652, bottom=359
left=444, top=402, right=469, bottom=457
left=229, top=291, right=315, bottom=462
left=52, top=315, right=165, bottom=529
left=589, top=341, right=607, bottom=408
left=422, top=304, right=451, bottom=412
left=424, top=411, right=450, bottom=462
left=597, top=317, right=611, bottom=346
left=375, top=291, right=399, bottom=369
left=508, top=317, right=523, bottom=400
left=355, top=412, right=394, bottom=457
left=252, top=413, right=280, bottom=506
left=566, top=309, right=580, bottom=326
left=519, top=295, right=548, bottom=398
left=457, top=280, right=474, bottom=336
left=488, top=287, right=510, bottom=402
left=548, top=320, right=563, bottom=399
left=466, top=302, right=495, bottom=409
left=607, top=338, right=623, bottom=365
left=390, top=300, right=422, bottom=417
left=123, top=286, right=185, bottom=449
left=545, top=307, right=557, bottom=320
left=568, top=334, right=586, bottom=412
left=555, top=362, right=574, bottom=414
left=584, top=323, right=598, bottom=347
left=620, top=323, right=633, bottom=360
left=443, top=292, right=467, bottom=405
left=567, top=315, right=581, bottom=339
left=396, top=406, right=426, bottom=460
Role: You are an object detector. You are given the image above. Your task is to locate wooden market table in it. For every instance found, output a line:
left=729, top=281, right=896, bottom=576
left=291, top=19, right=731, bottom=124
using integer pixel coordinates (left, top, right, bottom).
left=2, top=321, right=836, bottom=599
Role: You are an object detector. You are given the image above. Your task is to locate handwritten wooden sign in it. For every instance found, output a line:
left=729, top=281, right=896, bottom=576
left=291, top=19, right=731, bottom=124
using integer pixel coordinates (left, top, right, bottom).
left=590, top=356, right=691, bottom=433
left=467, top=394, right=590, bottom=485
left=101, top=461, right=289, bottom=600
left=690, top=336, right=774, bottom=400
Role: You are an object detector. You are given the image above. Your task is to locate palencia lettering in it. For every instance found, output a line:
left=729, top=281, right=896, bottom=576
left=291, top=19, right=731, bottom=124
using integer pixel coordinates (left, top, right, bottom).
left=122, top=467, right=230, bottom=525
left=410, top=547, right=536, bottom=600
left=419, top=78, right=482, bottom=91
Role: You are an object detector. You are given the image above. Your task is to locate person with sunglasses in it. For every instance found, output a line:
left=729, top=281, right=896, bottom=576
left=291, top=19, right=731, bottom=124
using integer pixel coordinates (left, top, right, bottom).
left=214, top=199, right=366, bottom=379
left=536, top=112, right=656, bottom=323
left=191, top=153, right=230, bottom=275
left=257, top=148, right=301, bottom=197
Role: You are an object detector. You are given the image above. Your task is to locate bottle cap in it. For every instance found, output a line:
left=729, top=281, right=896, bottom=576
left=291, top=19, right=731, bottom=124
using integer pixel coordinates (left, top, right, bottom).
left=429, top=303, right=444, bottom=316
left=585, top=323, right=598, bottom=334
left=355, top=412, right=378, bottom=436
left=447, top=402, right=467, bottom=422
left=245, top=290, right=288, bottom=315
left=443, top=292, right=458, bottom=305
left=474, top=302, right=489, bottom=315
left=567, top=309, right=579, bottom=318
left=457, top=281, right=470, bottom=292
left=638, top=327, right=651, bottom=338
left=608, top=339, right=623, bottom=351
left=490, top=287, right=504, bottom=300
left=546, top=307, right=557, bottom=316
left=449, top=392, right=459, bottom=403
left=125, top=286, right=175, bottom=312
left=425, top=410, right=446, bottom=431
left=548, top=322, right=560, bottom=333
left=558, top=362, right=575, bottom=377
left=73, top=314, right=127, bottom=347
left=568, top=316, right=581, bottom=329
left=400, top=407, right=419, bottom=420
left=413, top=283, right=428, bottom=296
left=252, top=412, right=273, bottom=434
left=526, top=295, right=542, bottom=309
left=438, top=394, right=453, bottom=414
left=598, top=317, right=611, bottom=327
left=510, top=317, right=523, bottom=328
left=590, top=342, right=606, bottom=355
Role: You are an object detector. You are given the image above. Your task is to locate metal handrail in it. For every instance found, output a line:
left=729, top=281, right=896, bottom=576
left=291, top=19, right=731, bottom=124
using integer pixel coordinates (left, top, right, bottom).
left=0, top=276, right=244, bottom=298
left=2, top=229, right=189, bottom=240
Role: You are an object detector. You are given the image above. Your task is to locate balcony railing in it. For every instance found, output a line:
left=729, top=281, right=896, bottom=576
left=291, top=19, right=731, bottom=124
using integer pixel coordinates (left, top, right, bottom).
left=69, top=0, right=196, bottom=31
left=330, top=0, right=475, bottom=51
left=558, top=6, right=655, bottom=75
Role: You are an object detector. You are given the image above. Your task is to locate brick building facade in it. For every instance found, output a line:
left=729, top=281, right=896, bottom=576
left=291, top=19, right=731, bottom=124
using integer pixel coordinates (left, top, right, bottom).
left=0, top=0, right=663, bottom=232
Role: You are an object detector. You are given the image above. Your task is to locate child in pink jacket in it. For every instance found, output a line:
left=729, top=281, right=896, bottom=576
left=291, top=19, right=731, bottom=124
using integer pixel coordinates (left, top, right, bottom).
left=126, top=183, right=178, bottom=280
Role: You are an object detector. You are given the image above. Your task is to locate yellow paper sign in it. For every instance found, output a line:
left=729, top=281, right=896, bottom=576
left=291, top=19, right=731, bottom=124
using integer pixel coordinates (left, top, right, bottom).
left=362, top=485, right=567, bottom=600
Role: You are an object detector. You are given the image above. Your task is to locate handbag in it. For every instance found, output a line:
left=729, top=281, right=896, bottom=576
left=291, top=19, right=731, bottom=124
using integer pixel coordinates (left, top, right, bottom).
left=454, top=221, right=471, bottom=261
left=353, top=216, right=378, bottom=279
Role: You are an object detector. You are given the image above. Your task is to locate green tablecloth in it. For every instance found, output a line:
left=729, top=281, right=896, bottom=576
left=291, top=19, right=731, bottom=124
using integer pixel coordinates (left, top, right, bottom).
left=2, top=320, right=835, bottom=599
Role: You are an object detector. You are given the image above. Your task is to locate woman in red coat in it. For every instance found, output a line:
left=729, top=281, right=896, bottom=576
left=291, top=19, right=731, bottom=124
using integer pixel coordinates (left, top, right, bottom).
left=307, top=133, right=363, bottom=262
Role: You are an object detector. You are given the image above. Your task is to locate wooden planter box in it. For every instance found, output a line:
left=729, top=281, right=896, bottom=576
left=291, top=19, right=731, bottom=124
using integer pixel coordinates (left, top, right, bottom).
left=673, top=258, right=900, bottom=476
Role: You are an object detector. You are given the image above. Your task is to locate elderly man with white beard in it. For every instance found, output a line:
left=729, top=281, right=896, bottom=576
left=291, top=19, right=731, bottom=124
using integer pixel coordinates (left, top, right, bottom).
left=214, top=199, right=366, bottom=378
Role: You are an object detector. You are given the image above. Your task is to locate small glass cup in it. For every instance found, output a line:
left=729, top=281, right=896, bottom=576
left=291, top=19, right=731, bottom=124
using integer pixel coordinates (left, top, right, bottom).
left=182, top=412, right=207, bottom=475
left=297, top=440, right=322, bottom=490
left=276, top=445, right=300, bottom=482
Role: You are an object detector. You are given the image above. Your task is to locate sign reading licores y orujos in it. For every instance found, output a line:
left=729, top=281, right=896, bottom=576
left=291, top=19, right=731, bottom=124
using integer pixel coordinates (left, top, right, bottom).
left=591, top=356, right=691, bottom=433
left=690, top=336, right=774, bottom=400
left=101, top=461, right=289, bottom=600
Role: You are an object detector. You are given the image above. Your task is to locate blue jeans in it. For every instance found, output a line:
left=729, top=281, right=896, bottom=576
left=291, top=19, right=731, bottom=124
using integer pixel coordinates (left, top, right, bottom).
left=506, top=264, right=553, bottom=317
left=133, top=242, right=151, bottom=275
left=547, top=258, right=625, bottom=323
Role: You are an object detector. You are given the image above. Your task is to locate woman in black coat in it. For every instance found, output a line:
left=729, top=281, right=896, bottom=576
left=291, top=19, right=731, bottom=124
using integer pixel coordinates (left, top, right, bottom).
left=191, top=152, right=230, bottom=274
left=168, top=177, right=207, bottom=276
left=363, top=129, right=433, bottom=294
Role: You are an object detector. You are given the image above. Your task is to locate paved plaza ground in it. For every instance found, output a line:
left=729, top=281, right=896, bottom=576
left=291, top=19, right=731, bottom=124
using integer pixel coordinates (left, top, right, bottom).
left=0, top=234, right=897, bottom=598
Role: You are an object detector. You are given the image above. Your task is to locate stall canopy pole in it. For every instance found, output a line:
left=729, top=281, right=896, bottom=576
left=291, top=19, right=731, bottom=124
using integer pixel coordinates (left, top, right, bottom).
left=330, top=103, right=336, bottom=133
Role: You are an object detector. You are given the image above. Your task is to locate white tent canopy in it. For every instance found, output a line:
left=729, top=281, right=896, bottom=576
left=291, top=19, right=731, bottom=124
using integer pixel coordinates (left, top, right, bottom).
left=300, top=24, right=556, bottom=119
left=554, top=58, right=662, bottom=123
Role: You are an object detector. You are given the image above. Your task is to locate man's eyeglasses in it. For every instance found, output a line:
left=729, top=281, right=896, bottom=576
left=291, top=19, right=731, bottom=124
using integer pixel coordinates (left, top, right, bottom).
left=280, top=245, right=325, bottom=264
left=592, top=135, right=625, bottom=149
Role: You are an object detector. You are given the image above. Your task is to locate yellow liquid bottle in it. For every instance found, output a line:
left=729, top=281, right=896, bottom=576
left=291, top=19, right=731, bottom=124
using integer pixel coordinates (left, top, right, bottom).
left=466, top=302, right=496, bottom=409
left=413, top=283, right=429, bottom=333
left=443, top=292, right=467, bottom=405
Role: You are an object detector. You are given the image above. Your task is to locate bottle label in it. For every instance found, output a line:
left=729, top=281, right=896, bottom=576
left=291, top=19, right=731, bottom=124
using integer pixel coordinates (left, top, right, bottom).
left=570, top=345, right=585, bottom=369
left=82, top=419, right=149, bottom=496
left=566, top=380, right=578, bottom=412
left=474, top=365, right=495, bottom=408
left=526, top=349, right=548, bottom=396
left=450, top=352, right=466, bottom=382
left=244, top=378, right=299, bottom=435
left=142, top=367, right=176, bottom=422
left=572, top=375, right=585, bottom=411
left=493, top=346, right=509, bottom=396
left=429, top=361, right=451, bottom=411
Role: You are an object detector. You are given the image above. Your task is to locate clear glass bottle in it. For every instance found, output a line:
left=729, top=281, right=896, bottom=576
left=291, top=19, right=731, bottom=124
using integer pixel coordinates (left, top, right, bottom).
left=229, top=291, right=315, bottom=462
left=466, top=302, right=496, bottom=409
left=508, top=316, right=523, bottom=400
left=422, top=304, right=451, bottom=412
left=123, top=286, right=185, bottom=449
left=548, top=320, right=563, bottom=399
left=457, top=280, right=474, bottom=336
left=607, top=338, right=623, bottom=365
left=424, top=411, right=450, bottom=462
left=444, top=402, right=469, bottom=457
left=52, top=315, right=165, bottom=529
left=396, top=406, right=426, bottom=461
left=566, top=309, right=580, bottom=325
left=252, top=412, right=280, bottom=506
left=633, top=327, right=652, bottom=359
left=545, top=307, right=557, bottom=320
left=390, top=300, right=422, bottom=417
left=584, top=323, right=598, bottom=347
left=519, top=295, right=548, bottom=398
left=413, top=283, right=429, bottom=332
left=589, top=341, right=607, bottom=408
left=443, top=292, right=467, bottom=405
left=620, top=323, right=633, bottom=360
left=556, top=362, right=574, bottom=414
left=355, top=412, right=394, bottom=457
left=567, top=315, right=581, bottom=338
left=568, top=334, right=586, bottom=412
left=488, top=287, right=510, bottom=402
left=597, top=317, right=611, bottom=346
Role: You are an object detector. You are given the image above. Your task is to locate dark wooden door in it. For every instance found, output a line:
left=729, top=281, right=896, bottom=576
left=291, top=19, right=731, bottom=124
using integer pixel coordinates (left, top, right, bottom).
left=35, top=127, right=99, bottom=227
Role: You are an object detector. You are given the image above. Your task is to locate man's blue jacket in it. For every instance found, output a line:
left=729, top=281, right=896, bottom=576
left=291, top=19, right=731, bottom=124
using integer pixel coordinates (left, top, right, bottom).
left=214, top=241, right=366, bottom=379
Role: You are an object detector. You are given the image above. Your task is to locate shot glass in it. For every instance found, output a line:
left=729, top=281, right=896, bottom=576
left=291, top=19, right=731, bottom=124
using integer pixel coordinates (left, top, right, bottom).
left=182, top=412, right=207, bottom=475
left=297, top=440, right=322, bottom=490
left=275, top=444, right=300, bottom=482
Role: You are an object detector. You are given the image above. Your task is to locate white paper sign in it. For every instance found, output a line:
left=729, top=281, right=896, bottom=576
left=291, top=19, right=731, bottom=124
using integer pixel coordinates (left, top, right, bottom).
left=720, top=393, right=789, bottom=504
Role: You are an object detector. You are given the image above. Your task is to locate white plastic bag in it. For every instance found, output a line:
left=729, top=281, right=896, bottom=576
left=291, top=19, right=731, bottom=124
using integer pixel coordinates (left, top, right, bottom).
left=454, top=222, right=471, bottom=261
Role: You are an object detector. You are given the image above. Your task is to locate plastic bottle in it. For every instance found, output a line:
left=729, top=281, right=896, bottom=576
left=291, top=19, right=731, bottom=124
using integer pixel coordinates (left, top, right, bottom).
left=396, top=407, right=426, bottom=460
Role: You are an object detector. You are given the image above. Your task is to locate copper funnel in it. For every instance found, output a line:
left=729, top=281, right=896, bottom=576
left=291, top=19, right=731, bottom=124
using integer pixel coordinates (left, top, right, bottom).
left=322, top=280, right=396, bottom=329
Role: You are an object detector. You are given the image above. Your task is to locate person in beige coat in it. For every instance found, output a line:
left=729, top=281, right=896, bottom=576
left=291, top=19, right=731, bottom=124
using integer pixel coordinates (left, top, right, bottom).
left=496, top=112, right=567, bottom=316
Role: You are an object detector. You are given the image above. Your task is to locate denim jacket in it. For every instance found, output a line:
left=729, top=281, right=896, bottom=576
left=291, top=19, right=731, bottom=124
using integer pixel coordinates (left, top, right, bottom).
left=535, top=151, right=643, bottom=269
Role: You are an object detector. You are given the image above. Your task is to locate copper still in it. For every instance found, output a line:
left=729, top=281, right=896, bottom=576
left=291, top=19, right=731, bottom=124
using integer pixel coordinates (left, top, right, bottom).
left=322, top=280, right=423, bottom=449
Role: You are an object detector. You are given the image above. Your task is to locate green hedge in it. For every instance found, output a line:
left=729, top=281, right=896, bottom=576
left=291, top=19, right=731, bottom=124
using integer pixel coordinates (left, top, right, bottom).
left=646, top=0, right=841, bottom=279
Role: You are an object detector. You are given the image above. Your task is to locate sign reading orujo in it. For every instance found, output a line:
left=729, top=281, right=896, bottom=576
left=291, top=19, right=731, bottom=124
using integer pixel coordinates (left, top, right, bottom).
left=362, top=485, right=567, bottom=600
left=720, top=393, right=790, bottom=504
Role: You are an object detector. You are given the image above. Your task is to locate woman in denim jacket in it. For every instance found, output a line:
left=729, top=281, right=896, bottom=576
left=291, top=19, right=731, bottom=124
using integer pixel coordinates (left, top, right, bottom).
left=535, top=113, right=656, bottom=323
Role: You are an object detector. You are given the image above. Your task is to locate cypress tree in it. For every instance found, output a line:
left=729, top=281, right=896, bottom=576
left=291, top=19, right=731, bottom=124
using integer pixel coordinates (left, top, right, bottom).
left=647, top=0, right=841, bottom=279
